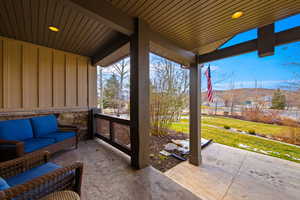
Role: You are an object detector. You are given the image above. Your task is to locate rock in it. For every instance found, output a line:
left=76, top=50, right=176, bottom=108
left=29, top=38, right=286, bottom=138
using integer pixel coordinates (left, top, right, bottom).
left=171, top=139, right=189, bottom=149
left=159, top=150, right=171, bottom=157
left=178, top=147, right=189, bottom=154
left=164, top=143, right=178, bottom=151
left=149, top=154, right=155, bottom=158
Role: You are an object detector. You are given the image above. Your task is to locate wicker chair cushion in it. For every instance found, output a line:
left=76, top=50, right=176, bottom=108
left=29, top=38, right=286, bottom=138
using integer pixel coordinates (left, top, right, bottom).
left=30, top=115, right=58, bottom=137
left=23, top=138, right=56, bottom=153
left=0, top=177, right=10, bottom=191
left=38, top=132, right=76, bottom=142
left=6, top=162, right=61, bottom=187
left=0, top=119, right=34, bottom=141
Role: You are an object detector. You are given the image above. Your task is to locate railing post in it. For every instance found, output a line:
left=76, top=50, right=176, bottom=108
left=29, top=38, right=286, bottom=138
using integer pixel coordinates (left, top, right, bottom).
left=109, top=121, right=115, bottom=142
left=89, top=108, right=100, bottom=139
left=130, top=18, right=150, bottom=169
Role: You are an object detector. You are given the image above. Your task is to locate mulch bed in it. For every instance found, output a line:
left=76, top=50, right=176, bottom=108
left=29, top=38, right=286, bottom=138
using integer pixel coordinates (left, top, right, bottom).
left=149, top=130, right=189, bottom=172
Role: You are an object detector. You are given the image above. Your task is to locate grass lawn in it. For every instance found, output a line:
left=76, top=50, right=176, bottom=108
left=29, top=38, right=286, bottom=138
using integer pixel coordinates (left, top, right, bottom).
left=170, top=121, right=300, bottom=163
left=181, top=116, right=296, bottom=136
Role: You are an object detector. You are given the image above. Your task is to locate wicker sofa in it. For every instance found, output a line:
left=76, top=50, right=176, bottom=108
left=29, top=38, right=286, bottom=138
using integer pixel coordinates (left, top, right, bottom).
left=0, top=151, right=83, bottom=200
left=0, top=115, right=79, bottom=162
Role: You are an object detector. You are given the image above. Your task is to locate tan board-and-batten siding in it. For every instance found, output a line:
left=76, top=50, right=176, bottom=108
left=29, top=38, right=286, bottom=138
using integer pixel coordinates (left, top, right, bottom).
left=0, top=36, right=97, bottom=113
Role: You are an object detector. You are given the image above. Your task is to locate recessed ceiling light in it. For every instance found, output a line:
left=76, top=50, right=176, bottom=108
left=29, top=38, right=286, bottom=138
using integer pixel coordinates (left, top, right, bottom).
left=231, top=11, right=243, bottom=19
left=48, top=26, right=60, bottom=32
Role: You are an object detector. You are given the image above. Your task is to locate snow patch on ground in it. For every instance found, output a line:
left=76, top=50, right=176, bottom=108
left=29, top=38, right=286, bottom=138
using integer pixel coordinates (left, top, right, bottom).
left=238, top=143, right=300, bottom=161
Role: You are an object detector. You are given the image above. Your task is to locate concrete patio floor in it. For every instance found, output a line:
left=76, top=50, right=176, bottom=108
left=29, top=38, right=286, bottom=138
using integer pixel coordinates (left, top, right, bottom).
left=165, top=143, right=300, bottom=200
left=52, top=139, right=201, bottom=200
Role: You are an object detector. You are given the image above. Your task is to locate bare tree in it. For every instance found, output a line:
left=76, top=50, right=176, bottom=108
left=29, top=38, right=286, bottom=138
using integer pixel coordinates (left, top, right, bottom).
left=150, top=55, right=189, bottom=135
left=112, top=58, right=130, bottom=115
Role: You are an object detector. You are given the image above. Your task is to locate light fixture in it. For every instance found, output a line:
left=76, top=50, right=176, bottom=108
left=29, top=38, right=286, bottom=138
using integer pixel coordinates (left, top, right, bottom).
left=48, top=26, right=60, bottom=32
left=231, top=11, right=243, bottom=19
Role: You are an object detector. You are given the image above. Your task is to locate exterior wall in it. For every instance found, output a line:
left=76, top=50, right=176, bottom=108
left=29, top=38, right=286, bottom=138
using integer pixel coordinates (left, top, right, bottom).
left=0, top=36, right=97, bottom=112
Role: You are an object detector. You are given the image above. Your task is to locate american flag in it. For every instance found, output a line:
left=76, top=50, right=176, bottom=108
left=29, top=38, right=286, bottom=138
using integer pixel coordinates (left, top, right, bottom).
left=205, top=65, right=213, bottom=102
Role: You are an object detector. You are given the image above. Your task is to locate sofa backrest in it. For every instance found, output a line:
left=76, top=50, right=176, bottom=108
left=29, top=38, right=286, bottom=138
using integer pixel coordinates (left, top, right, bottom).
left=30, top=115, right=58, bottom=137
left=0, top=119, right=34, bottom=141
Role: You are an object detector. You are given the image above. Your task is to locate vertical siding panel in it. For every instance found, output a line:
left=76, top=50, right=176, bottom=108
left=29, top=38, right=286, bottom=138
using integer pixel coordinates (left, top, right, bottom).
left=53, top=50, right=65, bottom=107
left=88, top=62, right=97, bottom=108
left=2, top=39, right=8, bottom=108
left=23, top=44, right=38, bottom=108
left=0, top=39, right=3, bottom=108
left=77, top=57, right=88, bottom=107
left=0, top=36, right=91, bottom=111
left=6, top=39, right=22, bottom=108
left=39, top=48, right=53, bottom=107
left=66, top=54, right=77, bottom=106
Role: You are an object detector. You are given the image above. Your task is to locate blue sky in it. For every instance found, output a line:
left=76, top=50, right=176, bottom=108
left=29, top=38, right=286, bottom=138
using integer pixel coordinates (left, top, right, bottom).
left=202, top=14, right=300, bottom=91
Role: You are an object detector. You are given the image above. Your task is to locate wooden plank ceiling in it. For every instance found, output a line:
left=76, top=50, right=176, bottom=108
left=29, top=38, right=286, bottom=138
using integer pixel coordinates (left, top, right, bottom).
left=101, top=0, right=300, bottom=66
left=0, top=0, right=300, bottom=66
left=0, top=0, right=118, bottom=57
left=106, top=0, right=300, bottom=54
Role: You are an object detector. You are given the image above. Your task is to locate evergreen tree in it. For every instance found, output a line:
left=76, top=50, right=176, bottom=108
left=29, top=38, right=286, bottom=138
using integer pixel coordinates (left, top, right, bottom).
left=103, top=74, right=120, bottom=109
left=271, top=89, right=286, bottom=110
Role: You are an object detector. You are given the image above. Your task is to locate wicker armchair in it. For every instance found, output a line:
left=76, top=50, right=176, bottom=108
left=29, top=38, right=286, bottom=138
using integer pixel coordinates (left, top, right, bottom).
left=0, top=151, right=83, bottom=200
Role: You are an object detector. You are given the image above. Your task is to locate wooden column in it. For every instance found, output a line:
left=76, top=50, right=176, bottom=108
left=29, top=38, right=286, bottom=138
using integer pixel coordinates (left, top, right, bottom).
left=258, top=23, right=275, bottom=57
left=189, top=59, right=202, bottom=166
left=130, top=18, right=150, bottom=169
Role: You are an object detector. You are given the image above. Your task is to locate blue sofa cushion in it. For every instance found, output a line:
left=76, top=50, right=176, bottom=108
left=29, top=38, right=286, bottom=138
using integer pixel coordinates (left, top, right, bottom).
left=30, top=115, right=58, bottom=137
left=23, top=138, right=55, bottom=153
left=0, top=177, right=10, bottom=191
left=39, top=131, right=76, bottom=142
left=6, top=162, right=61, bottom=187
left=0, top=119, right=33, bottom=141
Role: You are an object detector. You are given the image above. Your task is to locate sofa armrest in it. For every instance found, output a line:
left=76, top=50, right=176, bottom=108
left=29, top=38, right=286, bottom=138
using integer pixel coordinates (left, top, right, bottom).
left=0, top=139, right=24, bottom=162
left=0, top=162, right=83, bottom=200
left=0, top=151, right=50, bottom=179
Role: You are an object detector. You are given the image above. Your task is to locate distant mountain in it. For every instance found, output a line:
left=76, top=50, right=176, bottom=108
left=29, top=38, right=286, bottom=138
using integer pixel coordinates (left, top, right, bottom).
left=202, top=88, right=299, bottom=107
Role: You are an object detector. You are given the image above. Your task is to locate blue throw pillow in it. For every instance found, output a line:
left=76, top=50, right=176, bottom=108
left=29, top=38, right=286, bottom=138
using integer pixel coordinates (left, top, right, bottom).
left=30, top=115, right=58, bottom=137
left=0, top=177, right=10, bottom=191
left=0, top=119, right=34, bottom=141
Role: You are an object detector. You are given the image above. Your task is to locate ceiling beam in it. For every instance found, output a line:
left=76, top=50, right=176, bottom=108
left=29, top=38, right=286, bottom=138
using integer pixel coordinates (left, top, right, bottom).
left=198, top=26, right=300, bottom=64
left=198, top=39, right=257, bottom=63
left=148, top=29, right=195, bottom=64
left=62, top=0, right=134, bottom=35
left=63, top=1, right=195, bottom=64
left=275, top=26, right=300, bottom=45
left=91, top=33, right=130, bottom=65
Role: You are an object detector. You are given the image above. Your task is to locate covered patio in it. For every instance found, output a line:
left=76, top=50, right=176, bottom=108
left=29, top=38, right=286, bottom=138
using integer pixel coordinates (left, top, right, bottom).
left=53, top=139, right=200, bottom=200
left=0, top=0, right=300, bottom=199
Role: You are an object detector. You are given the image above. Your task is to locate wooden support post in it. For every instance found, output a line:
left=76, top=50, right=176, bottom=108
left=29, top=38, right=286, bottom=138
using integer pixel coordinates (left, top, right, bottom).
left=189, top=59, right=202, bottom=166
left=130, top=18, right=150, bottom=169
left=258, top=23, right=275, bottom=57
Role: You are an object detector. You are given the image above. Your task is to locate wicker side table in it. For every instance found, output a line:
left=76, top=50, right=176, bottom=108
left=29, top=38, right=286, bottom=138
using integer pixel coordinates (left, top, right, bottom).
left=40, top=191, right=80, bottom=200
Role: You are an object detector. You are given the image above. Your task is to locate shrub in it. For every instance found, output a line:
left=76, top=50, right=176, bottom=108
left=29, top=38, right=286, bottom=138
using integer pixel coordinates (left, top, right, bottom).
left=248, top=129, right=256, bottom=135
left=279, top=126, right=300, bottom=145
left=224, top=125, right=231, bottom=129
